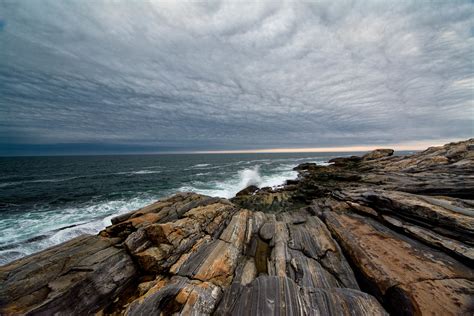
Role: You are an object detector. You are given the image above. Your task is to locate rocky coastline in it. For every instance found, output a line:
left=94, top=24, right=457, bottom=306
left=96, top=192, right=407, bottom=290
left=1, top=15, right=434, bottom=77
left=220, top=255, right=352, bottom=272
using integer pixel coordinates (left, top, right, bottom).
left=1, top=139, right=473, bottom=315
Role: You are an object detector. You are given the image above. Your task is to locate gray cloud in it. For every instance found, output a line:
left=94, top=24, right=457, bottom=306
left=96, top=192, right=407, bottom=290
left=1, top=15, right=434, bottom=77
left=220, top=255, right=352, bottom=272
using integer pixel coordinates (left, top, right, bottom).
left=0, top=0, right=473, bottom=153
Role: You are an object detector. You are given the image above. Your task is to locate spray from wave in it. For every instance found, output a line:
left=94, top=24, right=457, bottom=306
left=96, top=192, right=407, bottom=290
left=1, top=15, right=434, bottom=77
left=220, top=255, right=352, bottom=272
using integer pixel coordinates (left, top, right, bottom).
left=179, top=164, right=297, bottom=199
left=238, top=166, right=262, bottom=188
left=0, top=156, right=329, bottom=265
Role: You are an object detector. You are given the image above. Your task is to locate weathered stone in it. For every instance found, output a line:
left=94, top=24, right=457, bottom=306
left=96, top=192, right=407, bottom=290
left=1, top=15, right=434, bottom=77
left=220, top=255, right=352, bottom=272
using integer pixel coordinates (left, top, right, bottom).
left=0, top=235, right=137, bottom=315
left=219, top=209, right=250, bottom=251
left=381, top=214, right=474, bottom=262
left=328, top=156, right=363, bottom=166
left=216, top=276, right=387, bottom=315
left=289, top=255, right=341, bottom=288
left=362, top=148, right=394, bottom=161
left=322, top=211, right=474, bottom=314
left=2, top=139, right=473, bottom=315
left=259, top=221, right=276, bottom=241
left=172, top=239, right=240, bottom=287
left=134, top=244, right=174, bottom=273
left=286, top=216, right=359, bottom=289
left=359, top=190, right=474, bottom=239
left=386, top=278, right=474, bottom=316
left=124, top=228, right=152, bottom=254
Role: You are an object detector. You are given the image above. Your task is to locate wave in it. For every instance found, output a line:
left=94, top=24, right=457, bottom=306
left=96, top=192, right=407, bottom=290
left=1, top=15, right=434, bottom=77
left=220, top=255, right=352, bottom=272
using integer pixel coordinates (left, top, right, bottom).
left=0, top=195, right=158, bottom=265
left=0, top=176, right=83, bottom=188
left=238, top=166, right=262, bottom=188
left=193, top=163, right=211, bottom=168
left=0, top=170, right=164, bottom=188
left=114, top=170, right=161, bottom=175
left=185, top=163, right=213, bottom=170
left=194, top=172, right=213, bottom=176
left=124, top=170, right=162, bottom=175
left=178, top=164, right=297, bottom=199
left=177, top=157, right=337, bottom=199
left=0, top=157, right=332, bottom=264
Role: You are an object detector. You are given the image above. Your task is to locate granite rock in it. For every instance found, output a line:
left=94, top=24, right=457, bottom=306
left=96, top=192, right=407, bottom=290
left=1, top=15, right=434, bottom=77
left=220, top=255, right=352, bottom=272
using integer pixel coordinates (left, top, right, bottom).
left=1, top=139, right=473, bottom=315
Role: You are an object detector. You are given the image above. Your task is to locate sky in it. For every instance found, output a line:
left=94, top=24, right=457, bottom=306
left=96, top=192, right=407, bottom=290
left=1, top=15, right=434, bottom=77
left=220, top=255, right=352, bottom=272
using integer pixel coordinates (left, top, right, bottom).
left=0, top=0, right=473, bottom=156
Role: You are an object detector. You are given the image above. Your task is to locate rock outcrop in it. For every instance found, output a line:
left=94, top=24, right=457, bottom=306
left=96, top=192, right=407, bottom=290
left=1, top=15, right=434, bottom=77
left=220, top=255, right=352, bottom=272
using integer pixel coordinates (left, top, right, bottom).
left=1, top=138, right=473, bottom=315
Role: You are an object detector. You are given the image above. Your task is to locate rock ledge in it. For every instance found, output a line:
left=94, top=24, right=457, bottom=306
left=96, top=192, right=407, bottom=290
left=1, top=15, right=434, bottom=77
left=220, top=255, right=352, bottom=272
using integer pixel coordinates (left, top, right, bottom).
left=1, top=139, right=473, bottom=315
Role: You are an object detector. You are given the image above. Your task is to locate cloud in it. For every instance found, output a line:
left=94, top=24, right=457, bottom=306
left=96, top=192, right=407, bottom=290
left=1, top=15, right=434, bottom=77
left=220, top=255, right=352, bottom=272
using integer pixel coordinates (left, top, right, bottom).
left=0, top=0, right=472, bottom=154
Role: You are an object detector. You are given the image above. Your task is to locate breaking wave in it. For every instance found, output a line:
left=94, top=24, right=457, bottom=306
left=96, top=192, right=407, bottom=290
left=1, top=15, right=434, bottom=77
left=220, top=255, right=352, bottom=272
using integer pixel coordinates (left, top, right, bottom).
left=0, top=195, right=158, bottom=265
left=0, top=154, right=333, bottom=265
left=179, top=164, right=298, bottom=199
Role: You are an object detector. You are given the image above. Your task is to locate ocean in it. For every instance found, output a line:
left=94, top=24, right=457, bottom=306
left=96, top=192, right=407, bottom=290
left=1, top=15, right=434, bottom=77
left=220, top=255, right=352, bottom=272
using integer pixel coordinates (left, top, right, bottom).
left=0, top=152, right=352, bottom=265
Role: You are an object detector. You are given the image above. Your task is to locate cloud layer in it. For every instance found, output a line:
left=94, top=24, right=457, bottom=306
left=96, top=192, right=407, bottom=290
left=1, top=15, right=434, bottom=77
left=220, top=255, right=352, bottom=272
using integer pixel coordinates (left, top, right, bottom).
left=1, top=0, right=473, bottom=154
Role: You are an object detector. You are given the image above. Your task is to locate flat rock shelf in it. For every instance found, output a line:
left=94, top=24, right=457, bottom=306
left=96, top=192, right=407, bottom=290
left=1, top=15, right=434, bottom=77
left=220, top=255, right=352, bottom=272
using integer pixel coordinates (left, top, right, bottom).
left=1, top=139, right=473, bottom=315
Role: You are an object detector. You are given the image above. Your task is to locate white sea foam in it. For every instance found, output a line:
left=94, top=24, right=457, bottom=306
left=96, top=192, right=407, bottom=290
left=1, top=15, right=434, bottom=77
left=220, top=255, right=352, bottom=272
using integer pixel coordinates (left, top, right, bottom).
left=238, top=166, right=262, bottom=188
left=131, top=170, right=161, bottom=175
left=178, top=164, right=297, bottom=199
left=0, top=195, right=158, bottom=265
left=113, top=170, right=162, bottom=175
left=0, top=156, right=332, bottom=265
left=192, top=163, right=211, bottom=168
left=177, top=158, right=332, bottom=199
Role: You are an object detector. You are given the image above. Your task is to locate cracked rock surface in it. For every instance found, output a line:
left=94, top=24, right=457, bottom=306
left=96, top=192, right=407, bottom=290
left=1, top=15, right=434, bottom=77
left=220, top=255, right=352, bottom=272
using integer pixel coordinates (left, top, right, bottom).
left=1, top=139, right=473, bottom=315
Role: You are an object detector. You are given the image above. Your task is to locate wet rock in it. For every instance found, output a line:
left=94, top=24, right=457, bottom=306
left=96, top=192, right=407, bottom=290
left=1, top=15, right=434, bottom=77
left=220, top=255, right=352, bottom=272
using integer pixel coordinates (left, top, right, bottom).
left=235, top=185, right=259, bottom=196
left=292, top=162, right=319, bottom=171
left=328, top=156, right=362, bottom=166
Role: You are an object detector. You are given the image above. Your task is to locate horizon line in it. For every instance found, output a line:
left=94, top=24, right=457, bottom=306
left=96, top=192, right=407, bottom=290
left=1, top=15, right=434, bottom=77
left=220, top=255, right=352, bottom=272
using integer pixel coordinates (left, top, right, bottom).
left=192, top=138, right=463, bottom=154
left=0, top=138, right=467, bottom=157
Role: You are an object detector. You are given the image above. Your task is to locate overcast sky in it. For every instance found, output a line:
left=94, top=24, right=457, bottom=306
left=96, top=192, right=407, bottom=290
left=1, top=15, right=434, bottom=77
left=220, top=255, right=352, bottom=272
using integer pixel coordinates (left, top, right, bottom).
left=0, top=0, right=473, bottom=155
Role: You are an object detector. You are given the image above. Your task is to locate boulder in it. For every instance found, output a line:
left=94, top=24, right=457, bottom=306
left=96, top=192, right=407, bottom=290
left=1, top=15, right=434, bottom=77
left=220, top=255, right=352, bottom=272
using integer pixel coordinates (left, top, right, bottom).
left=328, top=156, right=362, bottom=166
left=362, top=149, right=394, bottom=161
left=235, top=185, right=259, bottom=196
left=292, top=162, right=320, bottom=171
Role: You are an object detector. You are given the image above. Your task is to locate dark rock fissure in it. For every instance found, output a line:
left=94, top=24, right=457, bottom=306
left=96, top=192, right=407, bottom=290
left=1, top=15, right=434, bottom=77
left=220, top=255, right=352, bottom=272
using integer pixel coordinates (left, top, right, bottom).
left=254, top=237, right=271, bottom=275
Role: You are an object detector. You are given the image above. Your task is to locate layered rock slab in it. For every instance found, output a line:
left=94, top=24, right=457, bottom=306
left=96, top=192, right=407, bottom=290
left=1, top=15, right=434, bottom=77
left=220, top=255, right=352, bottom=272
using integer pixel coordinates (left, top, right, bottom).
left=334, top=189, right=474, bottom=262
left=321, top=209, right=474, bottom=315
left=215, top=276, right=387, bottom=316
left=1, top=139, right=473, bottom=315
left=0, top=235, right=137, bottom=315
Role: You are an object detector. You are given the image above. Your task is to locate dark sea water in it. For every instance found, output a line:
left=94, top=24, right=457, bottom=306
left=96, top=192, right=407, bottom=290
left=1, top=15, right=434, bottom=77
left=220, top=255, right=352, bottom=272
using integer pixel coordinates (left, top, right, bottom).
left=0, top=152, right=353, bottom=264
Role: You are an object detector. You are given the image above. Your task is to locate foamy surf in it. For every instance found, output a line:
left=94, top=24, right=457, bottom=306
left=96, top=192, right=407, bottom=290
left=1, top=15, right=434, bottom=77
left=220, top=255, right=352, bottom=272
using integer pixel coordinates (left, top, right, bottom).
left=0, top=195, right=158, bottom=265
left=178, top=164, right=298, bottom=199
left=0, top=153, right=336, bottom=265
